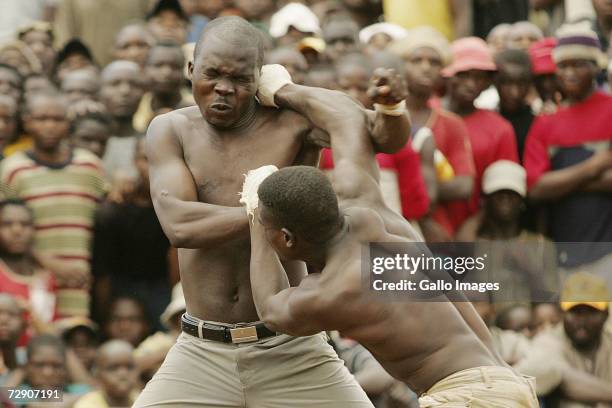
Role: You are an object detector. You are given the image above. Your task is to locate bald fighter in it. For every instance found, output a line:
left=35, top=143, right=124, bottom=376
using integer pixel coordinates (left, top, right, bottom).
left=133, top=16, right=410, bottom=407
left=247, top=77, right=540, bottom=407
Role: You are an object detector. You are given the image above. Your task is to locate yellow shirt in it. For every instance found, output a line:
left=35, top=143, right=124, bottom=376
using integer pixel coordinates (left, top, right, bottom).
left=3, top=134, right=33, bottom=157
left=383, top=0, right=454, bottom=40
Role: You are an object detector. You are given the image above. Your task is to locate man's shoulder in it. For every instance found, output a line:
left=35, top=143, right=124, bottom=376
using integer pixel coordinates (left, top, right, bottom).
left=0, top=151, right=36, bottom=179
left=343, top=207, right=388, bottom=241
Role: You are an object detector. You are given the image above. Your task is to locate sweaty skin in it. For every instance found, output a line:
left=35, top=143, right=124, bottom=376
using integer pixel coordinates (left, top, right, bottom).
left=146, top=34, right=410, bottom=324
left=249, top=83, right=505, bottom=395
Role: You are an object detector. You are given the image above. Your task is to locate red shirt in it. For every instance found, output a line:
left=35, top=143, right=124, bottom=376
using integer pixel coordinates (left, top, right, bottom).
left=523, top=91, right=612, bottom=244
left=319, top=147, right=429, bottom=220
left=0, top=260, right=58, bottom=345
left=524, top=91, right=612, bottom=187
left=463, top=109, right=519, bottom=213
left=428, top=109, right=476, bottom=234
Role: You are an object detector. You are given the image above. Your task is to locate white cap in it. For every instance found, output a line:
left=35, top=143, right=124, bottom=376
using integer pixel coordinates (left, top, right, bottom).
left=359, top=23, right=408, bottom=44
left=269, top=3, right=320, bottom=38
left=482, top=160, right=527, bottom=197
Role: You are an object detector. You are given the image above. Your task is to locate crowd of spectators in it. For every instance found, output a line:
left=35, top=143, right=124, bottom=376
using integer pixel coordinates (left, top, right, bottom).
left=0, top=0, right=611, bottom=407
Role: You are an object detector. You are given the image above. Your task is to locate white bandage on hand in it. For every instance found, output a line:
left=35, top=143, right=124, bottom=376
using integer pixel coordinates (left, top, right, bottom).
left=239, top=165, right=279, bottom=221
left=257, top=64, right=293, bottom=108
left=374, top=100, right=407, bottom=116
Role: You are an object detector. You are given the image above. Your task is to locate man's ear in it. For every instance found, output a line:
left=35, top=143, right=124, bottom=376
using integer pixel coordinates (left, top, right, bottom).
left=187, top=61, right=194, bottom=80
left=281, top=228, right=295, bottom=248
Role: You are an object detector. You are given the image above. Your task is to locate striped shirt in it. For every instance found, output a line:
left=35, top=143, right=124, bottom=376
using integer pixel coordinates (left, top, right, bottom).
left=0, top=148, right=107, bottom=274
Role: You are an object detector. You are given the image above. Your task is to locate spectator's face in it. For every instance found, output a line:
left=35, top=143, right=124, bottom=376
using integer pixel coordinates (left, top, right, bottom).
left=0, top=98, right=17, bottom=148
left=486, top=190, right=523, bottom=224
left=190, top=36, right=259, bottom=128
left=27, top=346, right=66, bottom=389
left=367, top=33, right=393, bottom=52
left=21, top=30, right=56, bottom=75
left=531, top=303, right=561, bottom=335
left=100, top=65, right=145, bottom=120
left=147, top=10, right=188, bottom=45
left=72, top=119, right=110, bottom=158
left=56, top=54, right=96, bottom=83
left=146, top=47, right=185, bottom=95
left=487, top=29, right=510, bottom=54
left=0, top=48, right=32, bottom=77
left=403, top=47, right=443, bottom=98
left=534, top=73, right=558, bottom=102
left=24, top=76, right=55, bottom=98
left=61, top=72, right=100, bottom=104
left=113, top=27, right=153, bottom=68
left=564, top=305, right=608, bottom=350
left=0, top=205, right=34, bottom=256
left=0, top=67, right=22, bottom=101
left=323, top=22, right=359, bottom=61
left=25, top=97, right=69, bottom=152
left=106, top=299, right=149, bottom=347
left=0, top=296, right=24, bottom=344
left=501, top=306, right=531, bottom=337
left=593, top=0, right=612, bottom=20
left=449, top=69, right=492, bottom=107
left=495, top=62, right=531, bottom=112
left=197, top=0, right=228, bottom=18
left=235, top=0, right=275, bottom=20
left=556, top=58, right=597, bottom=100
left=266, top=50, right=308, bottom=85
left=336, top=63, right=371, bottom=108
left=97, top=349, right=137, bottom=399
left=65, top=328, right=97, bottom=370
left=508, top=26, right=542, bottom=51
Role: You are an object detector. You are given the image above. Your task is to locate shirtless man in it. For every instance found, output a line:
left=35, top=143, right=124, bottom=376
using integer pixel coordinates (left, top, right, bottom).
left=247, top=80, right=540, bottom=407
left=134, top=16, right=410, bottom=407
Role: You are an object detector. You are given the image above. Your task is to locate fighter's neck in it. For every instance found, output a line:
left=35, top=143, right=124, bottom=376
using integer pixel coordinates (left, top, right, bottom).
left=211, top=99, right=259, bottom=132
left=305, top=216, right=350, bottom=270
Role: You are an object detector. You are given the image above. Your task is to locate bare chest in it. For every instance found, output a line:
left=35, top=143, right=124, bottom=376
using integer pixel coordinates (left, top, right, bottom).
left=182, top=125, right=310, bottom=206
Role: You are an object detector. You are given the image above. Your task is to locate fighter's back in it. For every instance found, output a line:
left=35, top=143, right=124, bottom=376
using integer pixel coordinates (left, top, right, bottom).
left=148, top=105, right=318, bottom=323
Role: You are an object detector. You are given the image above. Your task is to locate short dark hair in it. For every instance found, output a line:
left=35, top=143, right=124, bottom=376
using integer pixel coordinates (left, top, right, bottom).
left=194, top=16, right=264, bottom=68
left=146, top=41, right=185, bottom=66
left=494, top=49, right=532, bottom=72
left=27, top=334, right=66, bottom=360
left=0, top=198, right=33, bottom=218
left=258, top=166, right=342, bottom=244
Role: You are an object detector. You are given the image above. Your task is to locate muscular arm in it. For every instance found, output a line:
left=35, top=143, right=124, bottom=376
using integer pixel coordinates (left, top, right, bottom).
left=365, top=109, right=411, bottom=154
left=249, top=214, right=327, bottom=336
left=560, top=369, right=612, bottom=403
left=146, top=114, right=249, bottom=248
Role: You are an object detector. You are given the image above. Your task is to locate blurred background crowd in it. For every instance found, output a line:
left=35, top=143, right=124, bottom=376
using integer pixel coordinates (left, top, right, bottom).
left=0, top=0, right=611, bottom=407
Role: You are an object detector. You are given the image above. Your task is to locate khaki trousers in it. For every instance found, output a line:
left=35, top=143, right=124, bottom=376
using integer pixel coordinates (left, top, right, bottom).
left=418, top=366, right=540, bottom=408
left=133, top=331, right=373, bottom=407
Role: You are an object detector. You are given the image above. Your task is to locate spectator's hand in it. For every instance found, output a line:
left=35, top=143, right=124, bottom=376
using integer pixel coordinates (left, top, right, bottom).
left=587, top=147, right=612, bottom=176
left=367, top=68, right=407, bottom=107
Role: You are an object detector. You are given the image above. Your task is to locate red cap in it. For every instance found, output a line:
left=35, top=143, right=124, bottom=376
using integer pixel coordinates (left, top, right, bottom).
left=528, top=37, right=557, bottom=75
left=442, top=37, right=496, bottom=77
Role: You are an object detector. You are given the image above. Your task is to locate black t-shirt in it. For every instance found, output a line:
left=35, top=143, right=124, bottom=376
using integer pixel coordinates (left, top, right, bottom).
left=500, top=104, right=534, bottom=162
left=472, top=0, right=529, bottom=39
left=92, top=201, right=170, bottom=283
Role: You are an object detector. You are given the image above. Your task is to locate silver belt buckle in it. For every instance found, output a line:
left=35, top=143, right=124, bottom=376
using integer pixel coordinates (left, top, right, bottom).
left=230, top=326, right=258, bottom=343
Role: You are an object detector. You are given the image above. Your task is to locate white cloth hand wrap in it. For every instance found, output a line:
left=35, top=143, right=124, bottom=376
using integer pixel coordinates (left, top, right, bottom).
left=239, top=165, right=279, bottom=221
left=257, top=64, right=293, bottom=108
left=374, top=100, right=407, bottom=116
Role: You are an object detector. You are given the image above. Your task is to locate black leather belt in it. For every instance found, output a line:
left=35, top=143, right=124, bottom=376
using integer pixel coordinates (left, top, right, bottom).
left=181, top=314, right=277, bottom=344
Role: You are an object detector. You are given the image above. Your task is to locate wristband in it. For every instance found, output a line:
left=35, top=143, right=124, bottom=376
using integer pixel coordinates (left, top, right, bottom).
left=374, top=100, right=407, bottom=116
